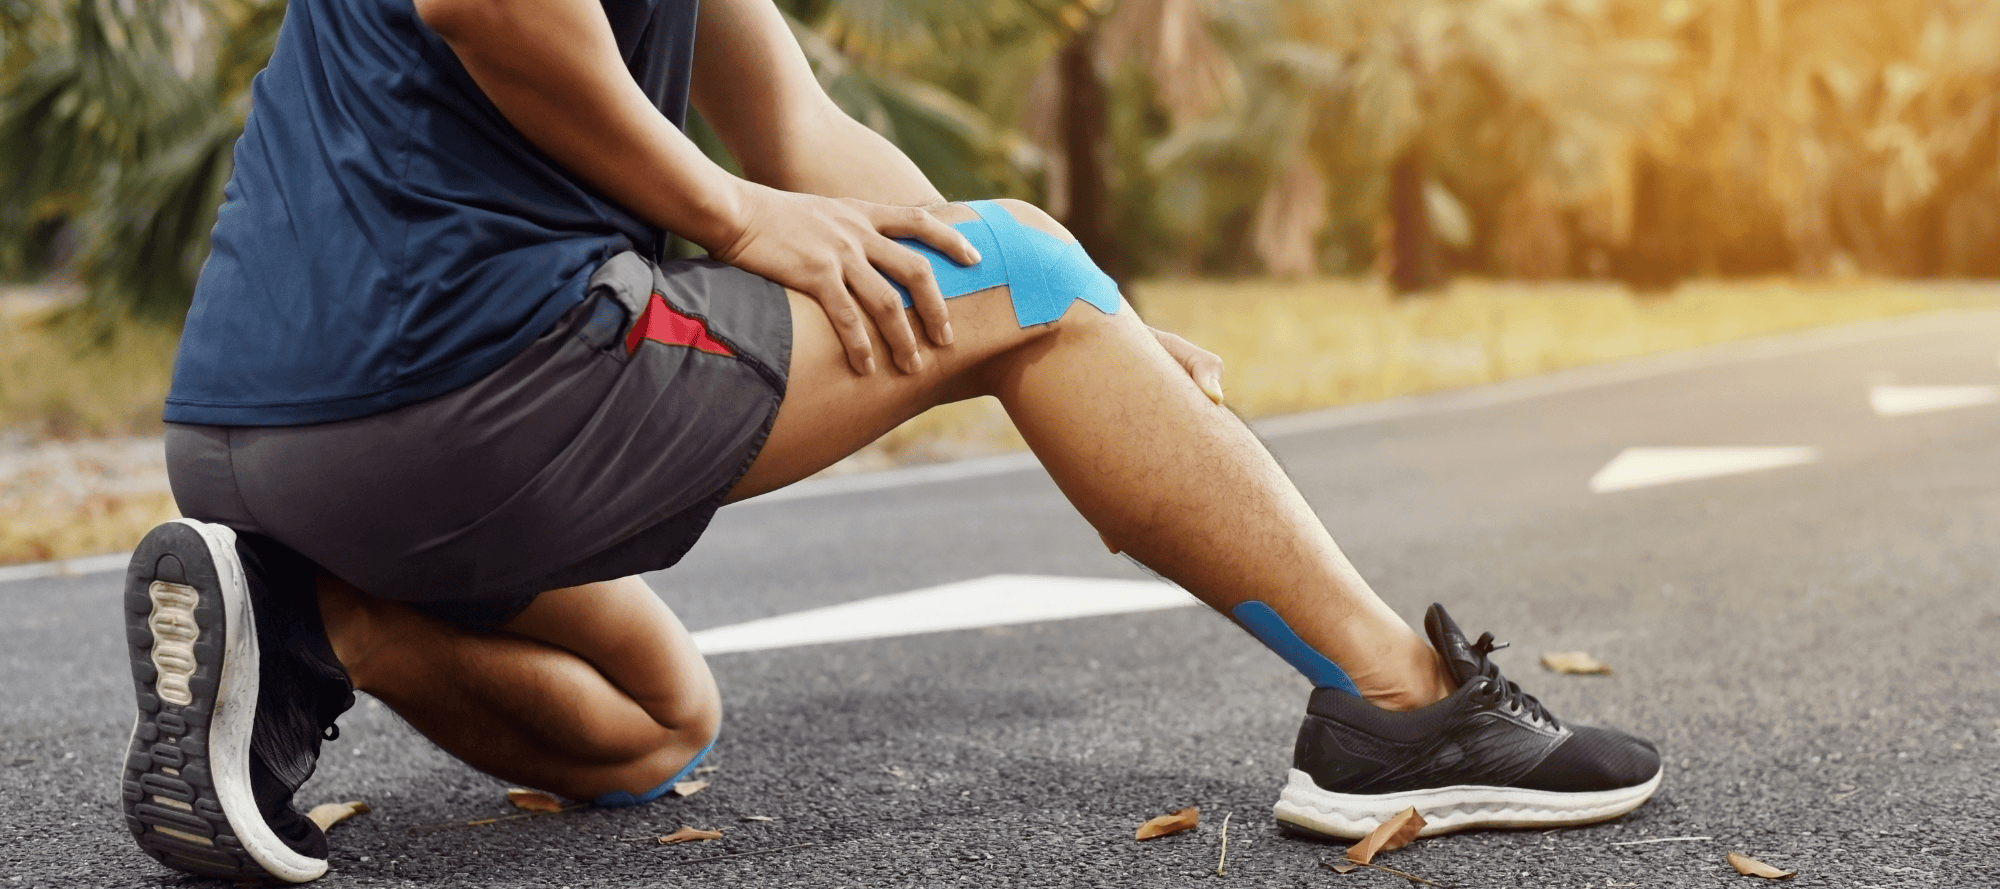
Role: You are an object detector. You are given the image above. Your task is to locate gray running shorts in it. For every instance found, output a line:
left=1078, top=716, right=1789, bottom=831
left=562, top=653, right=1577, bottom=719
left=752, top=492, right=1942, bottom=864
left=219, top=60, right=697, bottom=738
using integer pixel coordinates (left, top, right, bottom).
left=165, top=252, right=791, bottom=632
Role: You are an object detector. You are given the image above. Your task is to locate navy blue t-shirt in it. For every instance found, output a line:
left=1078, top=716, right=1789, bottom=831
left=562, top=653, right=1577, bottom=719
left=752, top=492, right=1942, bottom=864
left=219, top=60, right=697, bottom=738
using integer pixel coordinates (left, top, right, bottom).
left=166, top=0, right=699, bottom=425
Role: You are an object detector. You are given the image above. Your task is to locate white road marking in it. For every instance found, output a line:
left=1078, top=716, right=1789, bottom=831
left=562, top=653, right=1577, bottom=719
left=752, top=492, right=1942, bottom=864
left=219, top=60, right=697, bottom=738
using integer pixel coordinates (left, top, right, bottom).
left=1868, top=385, right=2000, bottom=417
left=690, top=574, right=1198, bottom=655
left=1590, top=447, right=1819, bottom=494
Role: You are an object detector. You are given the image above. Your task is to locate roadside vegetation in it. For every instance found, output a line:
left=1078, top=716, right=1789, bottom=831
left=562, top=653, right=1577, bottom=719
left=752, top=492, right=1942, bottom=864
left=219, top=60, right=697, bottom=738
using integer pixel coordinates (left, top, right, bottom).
left=8, top=1, right=2000, bottom=314
left=0, top=289, right=177, bottom=441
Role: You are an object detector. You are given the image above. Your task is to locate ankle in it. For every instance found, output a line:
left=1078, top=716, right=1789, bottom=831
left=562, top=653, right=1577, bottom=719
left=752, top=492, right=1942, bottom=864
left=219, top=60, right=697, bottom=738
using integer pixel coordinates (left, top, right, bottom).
left=1350, top=638, right=1454, bottom=712
left=1359, top=678, right=1448, bottom=712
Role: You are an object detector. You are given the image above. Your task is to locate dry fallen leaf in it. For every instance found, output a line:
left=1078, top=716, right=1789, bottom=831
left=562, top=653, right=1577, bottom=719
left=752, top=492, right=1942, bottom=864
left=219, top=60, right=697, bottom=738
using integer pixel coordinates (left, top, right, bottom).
left=694, top=765, right=719, bottom=774
left=1134, top=806, right=1200, bottom=840
left=1727, top=851, right=1797, bottom=879
left=1541, top=651, right=1613, bottom=675
left=505, top=788, right=565, bottom=813
left=658, top=825, right=725, bottom=845
left=304, top=800, right=370, bottom=832
left=672, top=780, right=709, bottom=798
left=1345, top=807, right=1426, bottom=865
left=740, top=815, right=777, bottom=822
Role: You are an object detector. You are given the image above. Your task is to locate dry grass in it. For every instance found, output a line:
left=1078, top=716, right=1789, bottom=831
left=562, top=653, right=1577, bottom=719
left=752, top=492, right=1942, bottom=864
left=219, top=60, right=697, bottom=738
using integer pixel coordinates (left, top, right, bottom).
left=1, top=287, right=179, bottom=442
left=3, top=278, right=1997, bottom=564
left=0, top=433, right=176, bottom=566
left=1, top=289, right=181, bottom=564
left=0, top=483, right=177, bottom=565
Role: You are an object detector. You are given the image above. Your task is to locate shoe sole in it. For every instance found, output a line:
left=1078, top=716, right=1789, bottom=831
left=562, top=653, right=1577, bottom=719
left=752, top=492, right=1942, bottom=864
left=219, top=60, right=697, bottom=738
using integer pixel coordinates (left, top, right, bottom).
left=121, top=518, right=328, bottom=883
left=1272, top=766, right=1665, bottom=839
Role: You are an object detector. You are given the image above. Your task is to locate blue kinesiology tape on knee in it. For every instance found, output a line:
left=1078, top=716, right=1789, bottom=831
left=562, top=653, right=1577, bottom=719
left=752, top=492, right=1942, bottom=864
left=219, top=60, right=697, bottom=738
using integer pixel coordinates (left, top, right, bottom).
left=590, top=734, right=719, bottom=808
left=892, top=200, right=1122, bottom=328
left=1231, top=601, right=1360, bottom=695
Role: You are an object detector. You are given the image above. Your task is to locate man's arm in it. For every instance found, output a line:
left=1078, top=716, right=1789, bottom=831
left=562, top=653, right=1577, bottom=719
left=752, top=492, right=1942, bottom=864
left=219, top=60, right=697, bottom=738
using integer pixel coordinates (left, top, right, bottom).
left=689, top=0, right=946, bottom=207
left=412, top=0, right=976, bottom=375
left=686, top=0, right=1224, bottom=404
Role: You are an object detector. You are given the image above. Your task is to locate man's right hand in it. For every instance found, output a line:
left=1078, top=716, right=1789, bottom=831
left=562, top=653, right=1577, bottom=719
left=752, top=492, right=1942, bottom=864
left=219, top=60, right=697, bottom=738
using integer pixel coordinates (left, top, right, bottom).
left=708, top=185, right=980, bottom=376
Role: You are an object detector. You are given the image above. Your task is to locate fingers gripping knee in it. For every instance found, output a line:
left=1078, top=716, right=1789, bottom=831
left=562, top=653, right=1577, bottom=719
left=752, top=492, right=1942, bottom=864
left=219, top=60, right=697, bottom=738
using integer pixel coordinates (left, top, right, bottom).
left=891, top=199, right=1120, bottom=328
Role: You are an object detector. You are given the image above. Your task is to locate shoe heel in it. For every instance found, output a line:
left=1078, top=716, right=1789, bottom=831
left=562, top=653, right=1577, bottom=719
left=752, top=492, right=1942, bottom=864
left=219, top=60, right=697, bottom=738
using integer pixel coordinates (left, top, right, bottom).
left=123, top=521, right=272, bottom=879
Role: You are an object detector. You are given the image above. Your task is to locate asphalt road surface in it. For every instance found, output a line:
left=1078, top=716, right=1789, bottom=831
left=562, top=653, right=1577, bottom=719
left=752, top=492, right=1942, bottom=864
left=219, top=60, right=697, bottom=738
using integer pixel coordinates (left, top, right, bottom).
left=5, top=309, right=1998, bottom=888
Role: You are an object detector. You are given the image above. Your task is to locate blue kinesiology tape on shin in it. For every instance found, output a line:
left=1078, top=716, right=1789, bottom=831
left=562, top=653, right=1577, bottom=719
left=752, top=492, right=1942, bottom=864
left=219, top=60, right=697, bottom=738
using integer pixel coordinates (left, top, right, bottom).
left=1231, top=601, right=1361, bottom=695
left=892, top=200, right=1121, bottom=328
left=590, top=734, right=719, bottom=808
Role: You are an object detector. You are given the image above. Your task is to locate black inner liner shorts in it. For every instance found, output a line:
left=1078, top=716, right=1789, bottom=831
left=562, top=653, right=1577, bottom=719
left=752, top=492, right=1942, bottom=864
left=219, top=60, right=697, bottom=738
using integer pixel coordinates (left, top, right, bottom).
left=165, top=252, right=792, bottom=632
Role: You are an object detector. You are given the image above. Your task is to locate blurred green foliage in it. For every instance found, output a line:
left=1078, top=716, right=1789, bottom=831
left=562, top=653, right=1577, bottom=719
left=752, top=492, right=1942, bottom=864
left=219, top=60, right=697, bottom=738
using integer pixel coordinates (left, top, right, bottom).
left=6, top=0, right=2000, bottom=320
left=1, top=0, right=278, bottom=317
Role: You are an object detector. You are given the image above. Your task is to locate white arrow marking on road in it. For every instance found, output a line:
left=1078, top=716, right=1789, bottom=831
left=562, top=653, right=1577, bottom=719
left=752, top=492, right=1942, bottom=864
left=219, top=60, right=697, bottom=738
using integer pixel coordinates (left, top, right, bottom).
left=1868, top=385, right=2000, bottom=417
left=1590, top=446, right=1819, bottom=494
left=690, top=574, right=1199, bottom=655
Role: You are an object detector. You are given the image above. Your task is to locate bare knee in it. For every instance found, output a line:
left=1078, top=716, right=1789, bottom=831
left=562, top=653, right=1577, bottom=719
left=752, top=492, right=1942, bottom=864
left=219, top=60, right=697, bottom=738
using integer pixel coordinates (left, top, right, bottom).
left=567, top=689, right=720, bottom=771
left=635, top=675, right=722, bottom=745
left=985, top=198, right=1074, bottom=242
left=588, top=707, right=721, bottom=801
left=975, top=198, right=1137, bottom=343
left=574, top=655, right=721, bottom=766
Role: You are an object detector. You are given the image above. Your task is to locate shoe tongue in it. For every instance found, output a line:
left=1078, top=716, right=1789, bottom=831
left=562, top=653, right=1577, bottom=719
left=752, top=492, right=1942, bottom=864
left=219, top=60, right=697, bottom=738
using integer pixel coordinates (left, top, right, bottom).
left=1424, top=604, right=1486, bottom=687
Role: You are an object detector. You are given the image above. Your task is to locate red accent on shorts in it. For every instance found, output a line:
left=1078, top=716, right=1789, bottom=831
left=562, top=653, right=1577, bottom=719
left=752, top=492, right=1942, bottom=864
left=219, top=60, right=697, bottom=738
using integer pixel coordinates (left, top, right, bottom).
left=625, top=291, right=735, bottom=357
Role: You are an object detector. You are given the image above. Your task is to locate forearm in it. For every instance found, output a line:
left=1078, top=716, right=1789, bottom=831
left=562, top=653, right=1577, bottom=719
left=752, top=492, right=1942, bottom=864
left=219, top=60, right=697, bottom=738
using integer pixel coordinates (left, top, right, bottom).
left=415, top=0, right=746, bottom=251
left=741, top=101, right=947, bottom=207
left=690, top=0, right=943, bottom=208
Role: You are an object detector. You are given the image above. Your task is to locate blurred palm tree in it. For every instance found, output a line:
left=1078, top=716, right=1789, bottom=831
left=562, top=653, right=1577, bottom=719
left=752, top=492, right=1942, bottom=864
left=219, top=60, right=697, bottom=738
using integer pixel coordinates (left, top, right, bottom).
left=1625, top=0, right=2000, bottom=282
left=818, top=0, right=1232, bottom=289
left=13, top=0, right=2000, bottom=315
left=1025, top=0, right=1231, bottom=287
left=1, top=0, right=275, bottom=318
left=1151, top=0, right=1662, bottom=290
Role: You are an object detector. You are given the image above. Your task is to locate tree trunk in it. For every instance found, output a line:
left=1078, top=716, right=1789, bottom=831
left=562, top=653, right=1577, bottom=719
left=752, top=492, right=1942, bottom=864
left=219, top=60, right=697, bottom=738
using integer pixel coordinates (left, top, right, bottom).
left=1387, top=147, right=1445, bottom=295
left=1056, top=18, right=1127, bottom=291
left=1613, top=153, right=1682, bottom=293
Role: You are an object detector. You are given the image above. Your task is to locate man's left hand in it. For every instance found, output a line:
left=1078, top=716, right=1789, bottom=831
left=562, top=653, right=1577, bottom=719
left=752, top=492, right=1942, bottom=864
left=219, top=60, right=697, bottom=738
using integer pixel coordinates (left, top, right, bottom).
left=1152, top=328, right=1225, bottom=405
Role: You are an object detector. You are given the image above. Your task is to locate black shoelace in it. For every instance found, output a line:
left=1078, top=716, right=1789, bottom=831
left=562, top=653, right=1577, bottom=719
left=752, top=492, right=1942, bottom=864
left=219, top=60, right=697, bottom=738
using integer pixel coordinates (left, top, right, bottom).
left=1466, top=632, right=1560, bottom=729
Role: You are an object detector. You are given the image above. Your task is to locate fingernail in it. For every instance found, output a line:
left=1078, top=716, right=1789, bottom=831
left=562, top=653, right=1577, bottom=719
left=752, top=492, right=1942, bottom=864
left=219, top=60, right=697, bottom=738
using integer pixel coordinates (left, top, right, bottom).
left=941, top=322, right=955, bottom=345
left=863, top=356, right=877, bottom=375
left=1202, top=380, right=1225, bottom=404
left=968, top=248, right=983, bottom=265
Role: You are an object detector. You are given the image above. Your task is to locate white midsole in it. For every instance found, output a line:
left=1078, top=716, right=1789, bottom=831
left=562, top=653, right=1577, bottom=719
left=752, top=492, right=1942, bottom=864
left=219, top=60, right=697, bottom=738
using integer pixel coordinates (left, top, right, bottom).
left=1272, top=766, right=1665, bottom=839
left=180, top=519, right=327, bottom=884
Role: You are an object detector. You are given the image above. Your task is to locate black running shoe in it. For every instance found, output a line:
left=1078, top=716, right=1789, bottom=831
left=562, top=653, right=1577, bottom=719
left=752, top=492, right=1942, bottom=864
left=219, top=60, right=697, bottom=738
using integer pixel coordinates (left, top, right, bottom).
left=1274, top=604, right=1661, bottom=838
left=121, top=519, right=354, bottom=883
